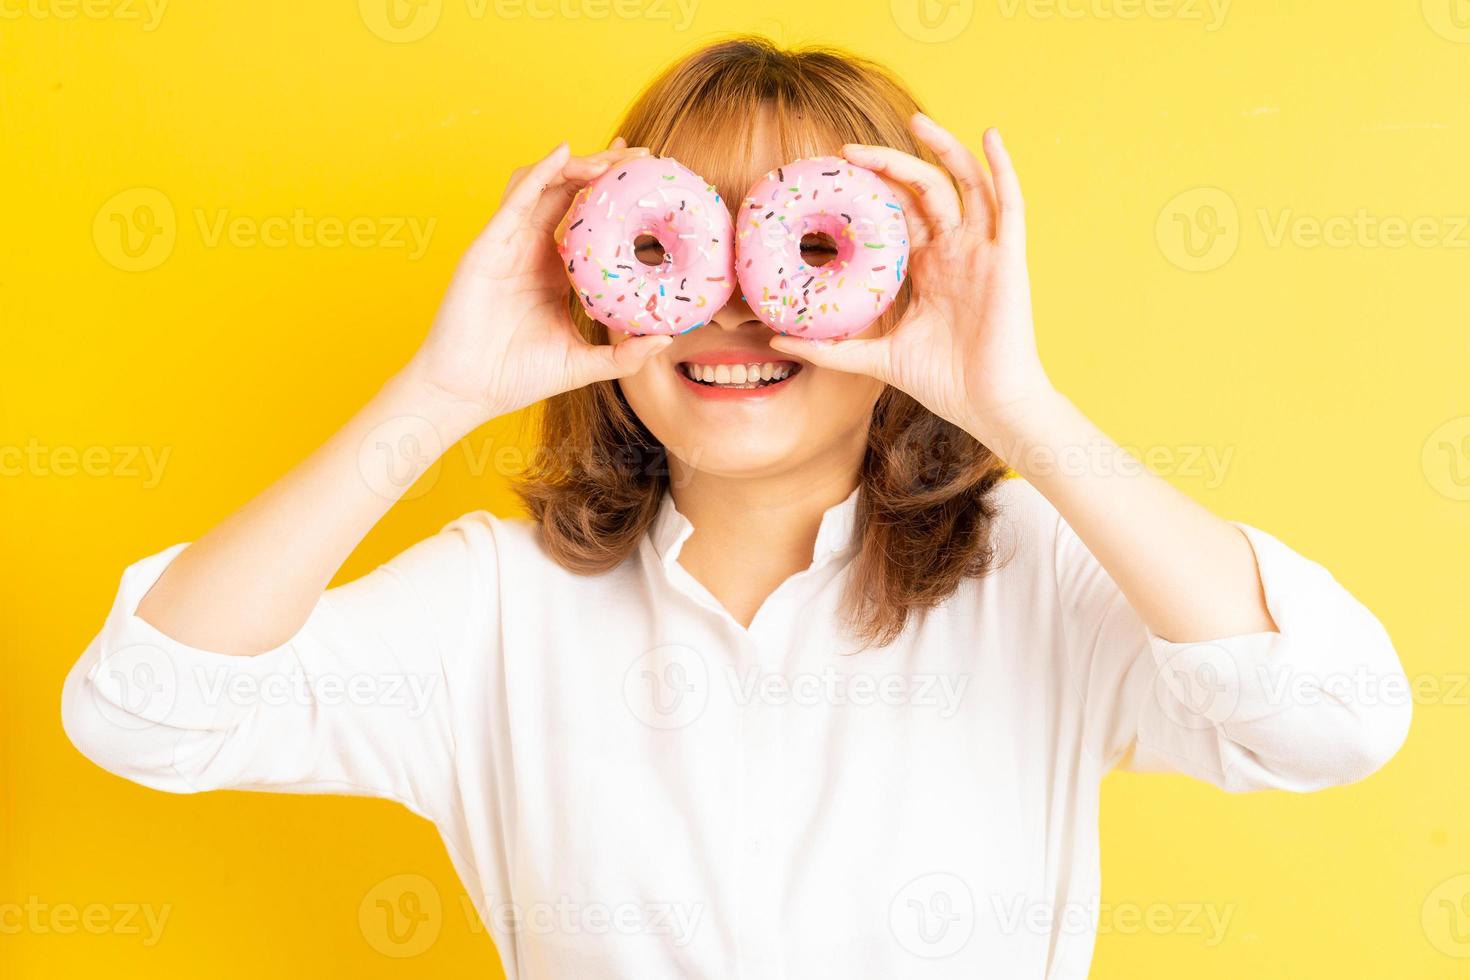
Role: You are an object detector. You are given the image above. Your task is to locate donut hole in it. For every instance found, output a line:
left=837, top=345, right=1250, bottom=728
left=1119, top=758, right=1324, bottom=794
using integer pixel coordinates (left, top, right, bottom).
left=799, top=231, right=840, bottom=267
left=633, top=234, right=668, bottom=267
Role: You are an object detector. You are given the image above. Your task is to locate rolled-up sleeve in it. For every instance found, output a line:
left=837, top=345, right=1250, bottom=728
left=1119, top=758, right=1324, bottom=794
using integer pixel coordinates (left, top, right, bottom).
left=1060, top=516, right=1413, bottom=792
left=60, top=515, right=494, bottom=818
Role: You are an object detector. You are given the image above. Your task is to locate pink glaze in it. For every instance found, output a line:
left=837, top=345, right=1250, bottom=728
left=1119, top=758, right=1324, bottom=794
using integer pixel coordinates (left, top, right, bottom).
left=558, top=156, right=735, bottom=336
left=734, top=156, right=910, bottom=339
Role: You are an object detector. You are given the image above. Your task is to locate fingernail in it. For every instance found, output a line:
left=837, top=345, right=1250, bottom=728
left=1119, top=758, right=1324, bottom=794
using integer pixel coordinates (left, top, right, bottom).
left=913, top=112, right=937, bottom=130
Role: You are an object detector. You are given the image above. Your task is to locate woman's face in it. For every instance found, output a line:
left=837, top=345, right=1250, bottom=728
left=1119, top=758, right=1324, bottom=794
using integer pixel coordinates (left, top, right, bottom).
left=612, top=112, right=888, bottom=484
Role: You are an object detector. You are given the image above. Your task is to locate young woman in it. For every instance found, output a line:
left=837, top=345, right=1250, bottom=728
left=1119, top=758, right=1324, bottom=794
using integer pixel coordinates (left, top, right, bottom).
left=63, top=37, right=1410, bottom=978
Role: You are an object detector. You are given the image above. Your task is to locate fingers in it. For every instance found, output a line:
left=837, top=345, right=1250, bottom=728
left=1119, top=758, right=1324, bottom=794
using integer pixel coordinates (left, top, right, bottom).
left=910, top=112, right=999, bottom=240
left=539, top=146, right=650, bottom=239
left=494, top=142, right=572, bottom=231
left=468, top=139, right=655, bottom=279
left=487, top=143, right=653, bottom=255
left=546, top=146, right=649, bottom=243
left=982, top=128, right=1026, bottom=250
left=571, top=333, right=674, bottom=385
left=845, top=119, right=1024, bottom=249
left=879, top=182, right=932, bottom=250
left=767, top=334, right=891, bottom=382
left=497, top=142, right=650, bottom=223
left=537, top=180, right=590, bottom=246
left=561, top=144, right=650, bottom=183
left=842, top=141, right=964, bottom=240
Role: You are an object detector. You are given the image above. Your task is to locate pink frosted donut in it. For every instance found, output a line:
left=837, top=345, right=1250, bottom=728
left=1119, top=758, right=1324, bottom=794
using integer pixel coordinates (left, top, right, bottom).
left=735, top=156, right=910, bottom=339
left=558, top=156, right=735, bottom=336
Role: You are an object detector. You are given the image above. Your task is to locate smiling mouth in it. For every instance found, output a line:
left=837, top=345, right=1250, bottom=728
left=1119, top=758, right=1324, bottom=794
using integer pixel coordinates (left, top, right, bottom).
left=678, top=360, right=802, bottom=390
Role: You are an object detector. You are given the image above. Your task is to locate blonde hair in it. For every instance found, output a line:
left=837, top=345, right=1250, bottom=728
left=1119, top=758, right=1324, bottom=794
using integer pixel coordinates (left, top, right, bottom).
left=515, top=35, right=1007, bottom=646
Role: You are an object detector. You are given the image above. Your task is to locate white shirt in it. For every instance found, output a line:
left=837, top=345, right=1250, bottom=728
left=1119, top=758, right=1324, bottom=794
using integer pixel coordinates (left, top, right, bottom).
left=61, top=478, right=1411, bottom=978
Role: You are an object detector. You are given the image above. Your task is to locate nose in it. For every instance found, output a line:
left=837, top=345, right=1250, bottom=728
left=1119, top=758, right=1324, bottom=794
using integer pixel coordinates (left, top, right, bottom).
left=705, top=291, right=768, bottom=333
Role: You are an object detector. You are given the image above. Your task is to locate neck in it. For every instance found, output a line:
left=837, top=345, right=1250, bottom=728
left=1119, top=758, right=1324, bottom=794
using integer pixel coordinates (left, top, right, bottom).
left=668, top=448, right=863, bottom=629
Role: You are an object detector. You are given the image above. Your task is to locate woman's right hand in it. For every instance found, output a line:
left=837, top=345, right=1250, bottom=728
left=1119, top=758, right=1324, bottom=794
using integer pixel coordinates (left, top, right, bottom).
left=402, top=138, right=674, bottom=429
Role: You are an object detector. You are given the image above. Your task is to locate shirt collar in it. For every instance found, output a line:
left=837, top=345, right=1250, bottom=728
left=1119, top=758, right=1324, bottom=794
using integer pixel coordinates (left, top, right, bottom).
left=647, top=484, right=861, bottom=570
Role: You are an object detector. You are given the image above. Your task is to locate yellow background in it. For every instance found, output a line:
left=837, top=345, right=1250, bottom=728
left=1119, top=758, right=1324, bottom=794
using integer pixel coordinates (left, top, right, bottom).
left=3, top=0, right=1468, bottom=976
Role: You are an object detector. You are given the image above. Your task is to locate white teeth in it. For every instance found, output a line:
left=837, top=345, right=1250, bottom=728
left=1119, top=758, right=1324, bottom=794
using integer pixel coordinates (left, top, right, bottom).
left=683, top=362, right=796, bottom=387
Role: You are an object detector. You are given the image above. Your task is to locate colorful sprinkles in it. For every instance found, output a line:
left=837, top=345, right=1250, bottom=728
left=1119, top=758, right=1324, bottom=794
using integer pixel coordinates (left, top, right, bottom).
left=733, top=155, right=910, bottom=339
left=557, top=156, right=735, bottom=335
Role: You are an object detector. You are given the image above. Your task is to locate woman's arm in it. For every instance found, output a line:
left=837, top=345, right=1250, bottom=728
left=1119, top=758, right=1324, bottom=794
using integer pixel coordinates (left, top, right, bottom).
left=772, top=116, right=1409, bottom=786
left=62, top=137, right=672, bottom=803
left=134, top=370, right=481, bottom=654
left=771, top=119, right=1271, bottom=644
left=135, top=139, right=671, bottom=656
left=973, top=389, right=1276, bottom=644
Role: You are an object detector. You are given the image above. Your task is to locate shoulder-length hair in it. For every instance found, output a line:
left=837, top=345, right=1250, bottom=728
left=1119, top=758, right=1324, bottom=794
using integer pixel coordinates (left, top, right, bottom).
left=516, top=35, right=1008, bottom=646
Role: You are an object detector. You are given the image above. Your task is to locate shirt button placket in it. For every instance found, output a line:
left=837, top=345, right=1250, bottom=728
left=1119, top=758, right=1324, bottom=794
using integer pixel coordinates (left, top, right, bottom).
left=734, top=619, right=786, bottom=978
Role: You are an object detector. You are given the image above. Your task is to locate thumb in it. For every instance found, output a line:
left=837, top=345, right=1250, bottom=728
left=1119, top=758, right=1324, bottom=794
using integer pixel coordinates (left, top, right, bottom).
left=768, top=335, right=889, bottom=381
left=571, top=333, right=674, bottom=385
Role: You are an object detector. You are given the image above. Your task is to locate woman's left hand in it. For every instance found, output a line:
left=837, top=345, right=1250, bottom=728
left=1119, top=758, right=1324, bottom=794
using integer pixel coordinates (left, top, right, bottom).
left=768, top=115, right=1054, bottom=447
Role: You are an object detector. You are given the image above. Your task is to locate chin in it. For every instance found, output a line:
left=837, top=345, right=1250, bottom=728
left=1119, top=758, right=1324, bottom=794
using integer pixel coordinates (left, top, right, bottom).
left=661, top=427, right=812, bottom=481
left=621, top=359, right=880, bottom=483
